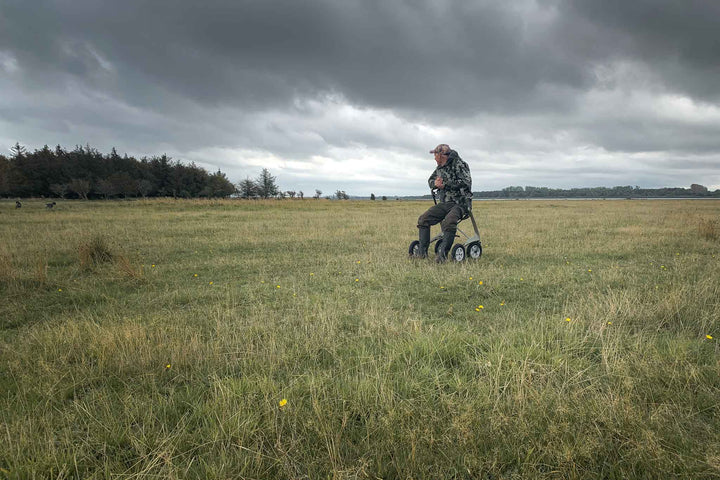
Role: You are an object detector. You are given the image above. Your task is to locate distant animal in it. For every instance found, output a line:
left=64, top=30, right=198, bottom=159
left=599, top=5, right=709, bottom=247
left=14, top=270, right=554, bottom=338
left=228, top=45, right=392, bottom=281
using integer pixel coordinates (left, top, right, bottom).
left=45, top=201, right=56, bottom=209
left=15, top=201, right=21, bottom=208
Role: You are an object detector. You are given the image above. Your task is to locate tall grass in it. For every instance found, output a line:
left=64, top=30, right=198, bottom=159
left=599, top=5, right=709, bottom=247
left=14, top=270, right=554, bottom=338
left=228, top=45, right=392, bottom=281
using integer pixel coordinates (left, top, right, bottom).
left=1, top=198, right=719, bottom=479
left=699, top=217, right=718, bottom=241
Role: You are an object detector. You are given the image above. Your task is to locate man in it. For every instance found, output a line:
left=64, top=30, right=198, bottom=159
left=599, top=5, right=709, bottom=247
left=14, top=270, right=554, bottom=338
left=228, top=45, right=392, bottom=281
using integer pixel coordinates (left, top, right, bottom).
left=412, top=144, right=473, bottom=262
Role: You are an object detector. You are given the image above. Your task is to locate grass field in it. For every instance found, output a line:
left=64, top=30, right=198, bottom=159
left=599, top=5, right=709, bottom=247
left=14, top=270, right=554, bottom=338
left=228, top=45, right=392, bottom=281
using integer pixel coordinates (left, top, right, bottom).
left=1, top=198, right=719, bottom=479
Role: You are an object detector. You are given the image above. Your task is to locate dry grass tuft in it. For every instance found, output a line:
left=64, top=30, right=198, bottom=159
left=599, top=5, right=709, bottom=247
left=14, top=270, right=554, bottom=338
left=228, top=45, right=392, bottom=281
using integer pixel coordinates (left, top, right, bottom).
left=0, top=253, right=16, bottom=281
left=33, top=255, right=48, bottom=284
left=115, top=254, right=143, bottom=279
left=78, top=234, right=114, bottom=269
left=698, top=217, right=718, bottom=241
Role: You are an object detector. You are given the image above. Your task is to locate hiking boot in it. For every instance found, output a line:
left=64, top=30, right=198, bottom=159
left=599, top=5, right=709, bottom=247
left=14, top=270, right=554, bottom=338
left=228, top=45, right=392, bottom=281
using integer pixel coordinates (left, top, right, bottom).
left=436, top=229, right=456, bottom=263
left=414, top=226, right=430, bottom=258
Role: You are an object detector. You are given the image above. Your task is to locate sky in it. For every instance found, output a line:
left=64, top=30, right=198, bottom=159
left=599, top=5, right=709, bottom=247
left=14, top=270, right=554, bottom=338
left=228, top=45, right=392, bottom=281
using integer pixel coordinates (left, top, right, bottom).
left=1, top=0, right=719, bottom=196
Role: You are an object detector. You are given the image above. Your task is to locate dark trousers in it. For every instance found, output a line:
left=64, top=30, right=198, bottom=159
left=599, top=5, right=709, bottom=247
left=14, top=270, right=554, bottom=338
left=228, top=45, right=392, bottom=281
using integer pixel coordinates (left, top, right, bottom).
left=417, top=201, right=465, bottom=255
left=417, top=201, right=464, bottom=232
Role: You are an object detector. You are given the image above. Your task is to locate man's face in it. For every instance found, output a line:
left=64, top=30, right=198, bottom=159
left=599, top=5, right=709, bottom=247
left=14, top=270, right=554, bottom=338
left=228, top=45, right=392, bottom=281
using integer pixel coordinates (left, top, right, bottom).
left=434, top=152, right=447, bottom=166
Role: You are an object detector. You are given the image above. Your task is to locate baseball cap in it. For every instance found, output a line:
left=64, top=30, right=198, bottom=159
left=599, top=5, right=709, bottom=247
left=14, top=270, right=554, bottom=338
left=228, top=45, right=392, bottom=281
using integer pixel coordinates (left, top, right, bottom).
left=429, top=144, right=451, bottom=155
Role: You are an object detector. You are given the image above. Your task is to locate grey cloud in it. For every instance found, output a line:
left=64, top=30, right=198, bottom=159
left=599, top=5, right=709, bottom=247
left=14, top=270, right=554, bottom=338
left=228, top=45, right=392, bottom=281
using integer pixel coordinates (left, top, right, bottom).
left=0, top=0, right=591, bottom=115
left=3, top=0, right=719, bottom=115
left=1, top=0, right=719, bottom=193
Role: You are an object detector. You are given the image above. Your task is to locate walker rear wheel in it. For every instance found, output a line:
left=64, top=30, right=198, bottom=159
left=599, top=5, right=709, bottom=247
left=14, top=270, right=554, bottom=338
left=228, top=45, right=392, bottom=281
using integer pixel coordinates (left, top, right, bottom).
left=408, top=240, right=420, bottom=256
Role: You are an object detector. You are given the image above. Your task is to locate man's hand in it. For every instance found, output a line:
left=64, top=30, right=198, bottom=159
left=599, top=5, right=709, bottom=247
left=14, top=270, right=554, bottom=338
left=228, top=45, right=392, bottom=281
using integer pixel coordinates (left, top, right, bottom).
left=434, top=176, right=444, bottom=189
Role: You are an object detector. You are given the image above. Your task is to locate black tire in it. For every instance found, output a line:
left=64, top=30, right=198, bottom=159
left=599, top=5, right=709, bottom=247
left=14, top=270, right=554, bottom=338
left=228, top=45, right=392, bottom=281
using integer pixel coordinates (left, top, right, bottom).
left=451, top=244, right=465, bottom=262
left=408, top=240, right=420, bottom=256
left=434, top=241, right=442, bottom=256
left=467, top=241, right=482, bottom=259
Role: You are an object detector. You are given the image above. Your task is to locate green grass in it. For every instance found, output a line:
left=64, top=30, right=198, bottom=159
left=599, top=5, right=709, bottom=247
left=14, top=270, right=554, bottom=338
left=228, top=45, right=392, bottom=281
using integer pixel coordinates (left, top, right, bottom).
left=1, top=198, right=719, bottom=479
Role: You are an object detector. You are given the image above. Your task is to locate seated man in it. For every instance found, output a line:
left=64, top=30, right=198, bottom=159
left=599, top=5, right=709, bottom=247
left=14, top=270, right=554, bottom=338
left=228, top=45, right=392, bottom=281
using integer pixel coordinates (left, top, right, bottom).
left=413, top=144, right=473, bottom=262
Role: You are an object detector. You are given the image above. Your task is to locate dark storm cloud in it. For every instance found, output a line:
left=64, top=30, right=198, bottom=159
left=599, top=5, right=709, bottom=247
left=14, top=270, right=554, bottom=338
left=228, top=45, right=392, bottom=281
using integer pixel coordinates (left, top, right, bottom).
left=1, top=0, right=719, bottom=193
left=3, top=0, right=719, bottom=115
left=1, top=0, right=589, bottom=115
left=561, top=0, right=720, bottom=101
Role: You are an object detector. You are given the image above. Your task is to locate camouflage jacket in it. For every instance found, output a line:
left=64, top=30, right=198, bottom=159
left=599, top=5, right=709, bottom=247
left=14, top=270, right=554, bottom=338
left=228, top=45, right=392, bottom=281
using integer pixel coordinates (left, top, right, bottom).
left=428, top=150, right=473, bottom=209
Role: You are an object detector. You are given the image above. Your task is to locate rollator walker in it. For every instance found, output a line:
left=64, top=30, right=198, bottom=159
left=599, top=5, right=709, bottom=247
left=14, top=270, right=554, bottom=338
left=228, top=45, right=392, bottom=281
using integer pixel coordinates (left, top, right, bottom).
left=408, top=189, right=483, bottom=262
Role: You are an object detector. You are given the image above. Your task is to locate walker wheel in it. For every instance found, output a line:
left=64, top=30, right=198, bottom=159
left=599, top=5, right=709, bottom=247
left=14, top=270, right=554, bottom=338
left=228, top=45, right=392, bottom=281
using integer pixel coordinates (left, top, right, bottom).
left=451, top=244, right=466, bottom=262
left=467, top=241, right=482, bottom=259
left=408, top=240, right=420, bottom=256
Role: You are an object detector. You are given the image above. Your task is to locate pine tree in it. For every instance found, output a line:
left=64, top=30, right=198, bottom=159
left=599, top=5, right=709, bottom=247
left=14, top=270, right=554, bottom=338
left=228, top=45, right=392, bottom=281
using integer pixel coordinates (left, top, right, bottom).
left=256, top=168, right=279, bottom=199
left=10, top=142, right=26, bottom=158
left=238, top=177, right=259, bottom=199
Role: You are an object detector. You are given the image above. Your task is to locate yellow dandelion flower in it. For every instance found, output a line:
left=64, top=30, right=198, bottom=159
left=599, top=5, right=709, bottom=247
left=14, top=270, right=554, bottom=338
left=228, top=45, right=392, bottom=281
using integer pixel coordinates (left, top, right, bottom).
left=478, top=281, right=483, bottom=285
left=276, top=285, right=280, bottom=288
left=440, top=286, right=445, bottom=289
left=477, top=305, right=484, bottom=309
left=565, top=317, right=571, bottom=322
left=165, top=364, right=171, bottom=369
left=500, top=302, right=505, bottom=306
left=588, top=269, right=592, bottom=272
left=355, top=278, right=359, bottom=282
left=357, top=260, right=361, bottom=264
left=310, top=273, right=314, bottom=276
left=261, top=280, right=265, bottom=284
left=279, top=398, right=288, bottom=407
left=469, top=277, right=473, bottom=280
left=209, top=281, right=213, bottom=285
left=707, top=335, right=713, bottom=340
left=58, top=288, right=62, bottom=292
left=607, top=321, right=612, bottom=325
left=520, top=278, right=524, bottom=281
left=151, top=264, right=156, bottom=268
left=193, top=273, right=198, bottom=277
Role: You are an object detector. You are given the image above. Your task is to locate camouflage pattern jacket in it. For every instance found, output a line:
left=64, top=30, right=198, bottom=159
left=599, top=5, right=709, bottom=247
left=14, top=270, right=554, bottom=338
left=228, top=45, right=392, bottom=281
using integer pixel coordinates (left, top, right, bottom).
left=428, top=150, right=473, bottom=210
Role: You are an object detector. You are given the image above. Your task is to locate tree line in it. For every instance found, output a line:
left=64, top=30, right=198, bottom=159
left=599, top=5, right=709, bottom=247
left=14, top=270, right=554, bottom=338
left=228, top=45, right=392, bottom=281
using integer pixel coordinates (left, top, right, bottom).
left=0, top=143, right=238, bottom=199
left=0, top=143, right=340, bottom=200
left=471, top=184, right=720, bottom=199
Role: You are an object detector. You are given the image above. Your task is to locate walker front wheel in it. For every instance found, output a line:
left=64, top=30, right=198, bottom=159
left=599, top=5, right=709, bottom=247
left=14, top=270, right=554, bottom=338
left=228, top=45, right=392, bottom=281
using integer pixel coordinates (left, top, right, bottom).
left=451, top=244, right=466, bottom=262
left=467, top=241, right=482, bottom=259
